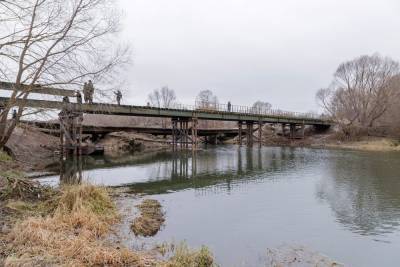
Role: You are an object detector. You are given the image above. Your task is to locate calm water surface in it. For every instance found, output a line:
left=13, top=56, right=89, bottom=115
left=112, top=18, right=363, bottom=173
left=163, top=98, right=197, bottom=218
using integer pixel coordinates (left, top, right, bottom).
left=38, top=146, right=400, bottom=266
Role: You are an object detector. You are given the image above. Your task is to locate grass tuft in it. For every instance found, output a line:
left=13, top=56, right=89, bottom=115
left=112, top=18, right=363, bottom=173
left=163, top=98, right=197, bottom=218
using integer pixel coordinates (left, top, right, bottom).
left=164, top=242, right=216, bottom=267
left=131, top=199, right=165, bottom=237
left=5, top=184, right=145, bottom=266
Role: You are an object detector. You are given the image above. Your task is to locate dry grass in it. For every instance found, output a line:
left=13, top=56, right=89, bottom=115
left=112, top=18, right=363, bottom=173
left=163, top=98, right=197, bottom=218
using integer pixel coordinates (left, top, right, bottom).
left=161, top=242, right=216, bottom=267
left=324, top=137, right=400, bottom=152
left=5, top=184, right=148, bottom=266
left=131, top=199, right=165, bottom=237
left=0, top=173, right=54, bottom=202
left=3, top=184, right=216, bottom=266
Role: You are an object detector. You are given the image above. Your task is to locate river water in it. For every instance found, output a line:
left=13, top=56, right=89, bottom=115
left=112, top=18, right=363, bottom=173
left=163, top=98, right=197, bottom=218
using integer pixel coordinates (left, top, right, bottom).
left=38, top=146, right=400, bottom=266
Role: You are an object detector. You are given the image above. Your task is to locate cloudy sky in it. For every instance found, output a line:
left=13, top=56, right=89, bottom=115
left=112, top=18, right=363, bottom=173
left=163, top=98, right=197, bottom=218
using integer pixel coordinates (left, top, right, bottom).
left=117, top=0, right=400, bottom=112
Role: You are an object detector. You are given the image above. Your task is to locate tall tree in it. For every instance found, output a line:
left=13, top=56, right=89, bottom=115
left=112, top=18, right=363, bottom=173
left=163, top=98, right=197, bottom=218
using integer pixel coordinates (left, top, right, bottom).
left=0, top=0, right=130, bottom=148
left=317, top=54, right=399, bottom=128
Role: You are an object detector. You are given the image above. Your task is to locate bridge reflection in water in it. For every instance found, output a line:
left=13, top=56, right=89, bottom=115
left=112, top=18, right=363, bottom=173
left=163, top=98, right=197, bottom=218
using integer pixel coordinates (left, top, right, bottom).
left=55, top=146, right=299, bottom=192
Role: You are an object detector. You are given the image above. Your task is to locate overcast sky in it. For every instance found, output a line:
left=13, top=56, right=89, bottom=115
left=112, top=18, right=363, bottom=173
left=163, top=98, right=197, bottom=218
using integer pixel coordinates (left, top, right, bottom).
left=117, top=0, right=400, bottom=112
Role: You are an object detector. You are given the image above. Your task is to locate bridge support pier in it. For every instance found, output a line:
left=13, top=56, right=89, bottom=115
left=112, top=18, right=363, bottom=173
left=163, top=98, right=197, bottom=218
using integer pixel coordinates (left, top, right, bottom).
left=171, top=117, right=198, bottom=150
left=192, top=118, right=198, bottom=149
left=281, top=123, right=286, bottom=137
left=258, top=121, right=263, bottom=147
left=289, top=124, right=296, bottom=139
left=59, top=103, right=83, bottom=157
left=238, top=121, right=243, bottom=146
left=300, top=123, right=305, bottom=139
left=246, top=121, right=254, bottom=147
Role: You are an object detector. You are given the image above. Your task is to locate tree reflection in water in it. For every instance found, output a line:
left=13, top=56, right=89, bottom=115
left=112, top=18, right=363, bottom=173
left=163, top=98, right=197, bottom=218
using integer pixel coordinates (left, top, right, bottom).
left=316, top=151, right=400, bottom=236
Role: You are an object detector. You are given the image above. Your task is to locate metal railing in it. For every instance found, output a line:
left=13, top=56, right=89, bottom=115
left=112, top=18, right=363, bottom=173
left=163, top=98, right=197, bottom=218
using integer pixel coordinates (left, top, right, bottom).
left=145, top=101, right=329, bottom=121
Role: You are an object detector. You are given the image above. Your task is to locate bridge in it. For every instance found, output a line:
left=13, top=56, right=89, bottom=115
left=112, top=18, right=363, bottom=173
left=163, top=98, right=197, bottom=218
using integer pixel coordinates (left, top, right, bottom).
left=0, top=82, right=332, bottom=152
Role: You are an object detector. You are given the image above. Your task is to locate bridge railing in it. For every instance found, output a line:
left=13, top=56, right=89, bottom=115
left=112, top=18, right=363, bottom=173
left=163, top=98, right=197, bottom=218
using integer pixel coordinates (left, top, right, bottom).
left=151, top=102, right=327, bottom=121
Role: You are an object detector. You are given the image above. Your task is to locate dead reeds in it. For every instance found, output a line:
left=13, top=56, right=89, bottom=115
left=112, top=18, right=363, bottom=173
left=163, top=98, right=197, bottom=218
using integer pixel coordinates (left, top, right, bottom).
left=131, top=199, right=165, bottom=237
left=5, top=184, right=146, bottom=266
left=0, top=173, right=53, bottom=201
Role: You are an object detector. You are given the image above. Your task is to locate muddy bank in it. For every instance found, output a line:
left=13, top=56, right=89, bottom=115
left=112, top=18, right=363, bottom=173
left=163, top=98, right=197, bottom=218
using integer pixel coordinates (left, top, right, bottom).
left=3, top=125, right=170, bottom=172
left=250, top=128, right=400, bottom=152
left=311, top=136, right=400, bottom=152
left=5, top=126, right=59, bottom=172
left=97, top=131, right=169, bottom=155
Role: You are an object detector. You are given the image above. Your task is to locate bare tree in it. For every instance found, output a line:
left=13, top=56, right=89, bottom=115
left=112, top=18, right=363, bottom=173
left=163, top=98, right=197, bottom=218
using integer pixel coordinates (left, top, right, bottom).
left=317, top=54, right=400, bottom=128
left=0, top=0, right=130, bottom=148
left=147, top=86, right=177, bottom=108
left=252, top=101, right=272, bottom=114
left=147, top=86, right=177, bottom=127
left=196, top=90, right=218, bottom=110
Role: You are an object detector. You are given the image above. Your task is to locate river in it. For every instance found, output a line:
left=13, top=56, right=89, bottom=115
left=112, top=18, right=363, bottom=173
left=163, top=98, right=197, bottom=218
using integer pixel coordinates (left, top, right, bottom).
left=37, top=145, right=400, bottom=266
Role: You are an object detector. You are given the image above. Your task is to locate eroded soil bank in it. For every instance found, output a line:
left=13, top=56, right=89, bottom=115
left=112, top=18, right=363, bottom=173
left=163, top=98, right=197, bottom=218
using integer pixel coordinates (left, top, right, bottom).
left=3, top=125, right=169, bottom=172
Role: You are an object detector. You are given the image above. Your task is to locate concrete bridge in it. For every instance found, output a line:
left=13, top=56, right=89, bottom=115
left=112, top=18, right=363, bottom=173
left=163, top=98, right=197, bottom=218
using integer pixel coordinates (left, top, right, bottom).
left=0, top=82, right=332, bottom=152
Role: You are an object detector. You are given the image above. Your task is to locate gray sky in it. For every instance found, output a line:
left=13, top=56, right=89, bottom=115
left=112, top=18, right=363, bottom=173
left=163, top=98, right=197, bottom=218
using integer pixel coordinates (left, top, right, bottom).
left=118, top=0, right=400, bottom=112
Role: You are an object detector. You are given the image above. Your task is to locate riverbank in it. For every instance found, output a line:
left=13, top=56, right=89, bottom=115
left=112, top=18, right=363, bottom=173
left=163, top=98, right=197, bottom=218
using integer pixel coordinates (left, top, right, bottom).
left=260, top=132, right=400, bottom=152
left=312, top=136, right=400, bottom=152
left=3, top=125, right=59, bottom=172
left=0, top=176, right=215, bottom=266
left=3, top=125, right=170, bottom=172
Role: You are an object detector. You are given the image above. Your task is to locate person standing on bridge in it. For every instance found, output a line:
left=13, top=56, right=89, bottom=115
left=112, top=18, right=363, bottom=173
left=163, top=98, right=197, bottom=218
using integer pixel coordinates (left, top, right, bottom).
left=227, top=101, right=232, bottom=112
left=114, top=90, right=122, bottom=105
left=83, top=82, right=89, bottom=103
left=87, top=80, right=94, bottom=104
left=76, top=90, right=82, bottom=104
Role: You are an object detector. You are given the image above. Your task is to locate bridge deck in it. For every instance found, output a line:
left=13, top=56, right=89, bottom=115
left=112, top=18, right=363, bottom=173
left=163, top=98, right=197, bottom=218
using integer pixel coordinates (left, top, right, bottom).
left=0, top=97, right=331, bottom=126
